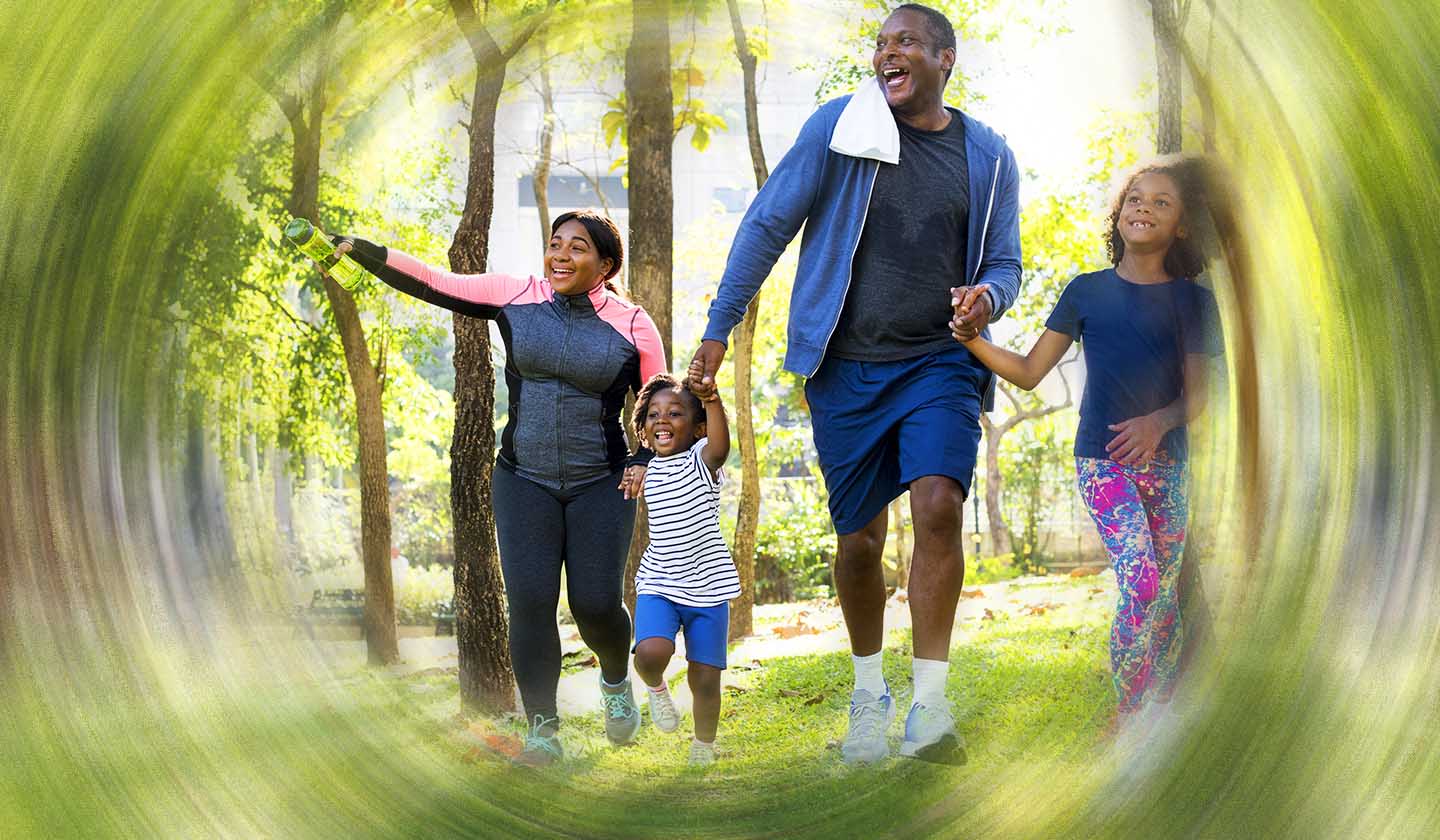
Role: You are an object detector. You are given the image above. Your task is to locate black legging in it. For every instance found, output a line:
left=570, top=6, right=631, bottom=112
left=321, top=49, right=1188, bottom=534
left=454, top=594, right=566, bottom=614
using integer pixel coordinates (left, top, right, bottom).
left=492, top=464, right=635, bottom=724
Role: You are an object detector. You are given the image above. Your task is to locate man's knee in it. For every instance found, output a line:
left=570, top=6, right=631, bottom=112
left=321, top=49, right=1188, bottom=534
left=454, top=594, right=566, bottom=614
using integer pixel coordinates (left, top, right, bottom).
left=911, top=476, right=965, bottom=542
left=836, top=515, right=888, bottom=570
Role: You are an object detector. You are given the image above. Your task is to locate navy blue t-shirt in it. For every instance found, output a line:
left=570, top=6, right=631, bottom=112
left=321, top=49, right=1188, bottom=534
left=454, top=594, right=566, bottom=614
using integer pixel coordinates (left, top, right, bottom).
left=1046, top=269, right=1222, bottom=461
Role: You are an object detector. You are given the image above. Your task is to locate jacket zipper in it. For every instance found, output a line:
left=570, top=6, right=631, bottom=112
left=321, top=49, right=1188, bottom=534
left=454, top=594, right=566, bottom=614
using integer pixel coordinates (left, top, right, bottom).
left=809, top=160, right=881, bottom=377
left=970, top=155, right=1001, bottom=285
left=557, top=300, right=573, bottom=488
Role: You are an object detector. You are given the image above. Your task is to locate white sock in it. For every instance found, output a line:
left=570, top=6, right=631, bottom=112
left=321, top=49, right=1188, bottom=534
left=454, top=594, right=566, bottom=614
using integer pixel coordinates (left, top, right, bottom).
left=693, top=736, right=714, bottom=748
left=852, top=651, right=886, bottom=696
left=647, top=682, right=669, bottom=695
left=912, top=658, right=950, bottom=708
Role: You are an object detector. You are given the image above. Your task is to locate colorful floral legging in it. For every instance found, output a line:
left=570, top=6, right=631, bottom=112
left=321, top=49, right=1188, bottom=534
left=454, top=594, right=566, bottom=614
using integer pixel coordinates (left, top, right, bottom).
left=1076, top=455, right=1188, bottom=714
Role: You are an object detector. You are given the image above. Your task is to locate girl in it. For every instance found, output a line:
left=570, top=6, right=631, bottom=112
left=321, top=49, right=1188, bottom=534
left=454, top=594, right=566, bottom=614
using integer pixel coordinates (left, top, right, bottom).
left=323, top=211, right=665, bottom=766
left=950, top=158, right=1223, bottom=722
left=623, top=371, right=739, bottom=765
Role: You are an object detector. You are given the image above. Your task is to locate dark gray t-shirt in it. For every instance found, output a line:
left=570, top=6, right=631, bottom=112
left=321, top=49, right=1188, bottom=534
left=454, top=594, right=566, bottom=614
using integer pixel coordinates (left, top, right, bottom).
left=828, top=108, right=969, bottom=361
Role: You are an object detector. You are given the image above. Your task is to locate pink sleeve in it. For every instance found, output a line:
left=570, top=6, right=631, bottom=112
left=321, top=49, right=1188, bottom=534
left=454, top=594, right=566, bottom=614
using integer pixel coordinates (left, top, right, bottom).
left=385, top=249, right=545, bottom=306
left=630, top=308, right=667, bottom=383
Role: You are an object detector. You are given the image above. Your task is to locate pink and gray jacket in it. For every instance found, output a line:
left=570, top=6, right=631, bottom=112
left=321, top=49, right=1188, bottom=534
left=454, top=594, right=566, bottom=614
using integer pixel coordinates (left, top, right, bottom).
left=346, top=239, right=666, bottom=490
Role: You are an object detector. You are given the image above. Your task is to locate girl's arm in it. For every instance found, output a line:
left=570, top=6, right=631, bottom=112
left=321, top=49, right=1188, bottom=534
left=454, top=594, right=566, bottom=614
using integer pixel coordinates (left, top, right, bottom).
left=952, top=324, right=1074, bottom=391
left=699, top=393, right=730, bottom=477
left=1107, top=353, right=1210, bottom=465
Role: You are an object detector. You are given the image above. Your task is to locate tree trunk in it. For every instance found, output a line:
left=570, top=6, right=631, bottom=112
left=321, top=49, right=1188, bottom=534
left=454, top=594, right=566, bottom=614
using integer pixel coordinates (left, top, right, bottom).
left=281, top=49, right=398, bottom=665
left=447, top=8, right=518, bottom=713
left=725, top=0, right=767, bottom=638
left=889, top=496, right=910, bottom=590
left=1151, top=0, right=1184, bottom=154
left=622, top=0, right=674, bottom=612
left=980, top=414, right=1013, bottom=558
left=532, top=34, right=554, bottom=248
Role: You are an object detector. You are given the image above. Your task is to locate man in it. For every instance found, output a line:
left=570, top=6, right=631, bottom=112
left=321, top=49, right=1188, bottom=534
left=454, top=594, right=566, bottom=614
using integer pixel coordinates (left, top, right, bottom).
left=689, top=3, right=1022, bottom=764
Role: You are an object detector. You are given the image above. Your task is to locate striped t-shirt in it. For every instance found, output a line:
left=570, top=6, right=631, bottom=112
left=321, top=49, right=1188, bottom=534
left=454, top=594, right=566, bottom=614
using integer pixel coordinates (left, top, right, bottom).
left=635, top=438, right=740, bottom=607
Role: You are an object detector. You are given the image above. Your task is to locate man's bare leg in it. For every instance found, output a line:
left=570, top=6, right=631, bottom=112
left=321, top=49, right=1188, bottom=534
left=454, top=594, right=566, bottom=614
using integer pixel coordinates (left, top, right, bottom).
left=901, top=474, right=967, bottom=763
left=834, top=508, right=895, bottom=763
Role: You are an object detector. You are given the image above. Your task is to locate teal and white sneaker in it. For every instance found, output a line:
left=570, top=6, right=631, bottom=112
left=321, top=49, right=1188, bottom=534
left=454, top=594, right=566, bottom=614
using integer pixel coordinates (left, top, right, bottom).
left=689, top=739, right=717, bottom=766
left=600, top=675, right=642, bottom=745
left=899, top=702, right=965, bottom=764
left=646, top=684, right=681, bottom=733
left=841, top=684, right=896, bottom=764
left=513, top=715, right=563, bottom=767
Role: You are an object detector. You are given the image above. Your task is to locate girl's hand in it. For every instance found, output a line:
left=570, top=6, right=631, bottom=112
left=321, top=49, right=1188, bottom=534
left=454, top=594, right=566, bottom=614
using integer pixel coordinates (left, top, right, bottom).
left=1106, top=413, right=1169, bottom=465
left=949, top=283, right=993, bottom=342
left=618, top=465, right=646, bottom=500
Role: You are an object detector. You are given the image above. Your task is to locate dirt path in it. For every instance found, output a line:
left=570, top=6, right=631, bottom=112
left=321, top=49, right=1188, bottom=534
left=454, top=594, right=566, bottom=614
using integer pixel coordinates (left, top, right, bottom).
left=310, top=569, right=1116, bottom=717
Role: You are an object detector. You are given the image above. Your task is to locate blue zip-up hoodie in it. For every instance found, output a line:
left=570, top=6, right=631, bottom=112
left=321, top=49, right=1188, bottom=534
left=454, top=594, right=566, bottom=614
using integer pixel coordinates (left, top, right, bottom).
left=702, top=94, right=1022, bottom=405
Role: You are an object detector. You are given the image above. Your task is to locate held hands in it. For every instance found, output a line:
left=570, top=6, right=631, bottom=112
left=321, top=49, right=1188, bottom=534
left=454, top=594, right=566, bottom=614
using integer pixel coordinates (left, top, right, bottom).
left=618, top=465, right=646, bottom=500
left=1106, top=413, right=1170, bottom=466
left=687, top=340, right=726, bottom=402
left=949, top=283, right=993, bottom=343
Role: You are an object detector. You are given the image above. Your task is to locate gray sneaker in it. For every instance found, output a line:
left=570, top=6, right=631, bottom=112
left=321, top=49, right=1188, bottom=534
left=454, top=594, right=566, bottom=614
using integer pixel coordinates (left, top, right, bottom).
left=600, top=675, right=642, bottom=745
left=841, top=684, right=896, bottom=764
left=646, top=684, right=681, bottom=733
left=513, top=715, right=563, bottom=768
left=899, top=702, right=965, bottom=764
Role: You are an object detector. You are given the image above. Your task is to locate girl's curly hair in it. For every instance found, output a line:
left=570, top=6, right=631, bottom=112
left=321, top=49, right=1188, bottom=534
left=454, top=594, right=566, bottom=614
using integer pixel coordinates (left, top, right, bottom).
left=633, top=373, right=705, bottom=440
left=1105, top=155, right=1220, bottom=280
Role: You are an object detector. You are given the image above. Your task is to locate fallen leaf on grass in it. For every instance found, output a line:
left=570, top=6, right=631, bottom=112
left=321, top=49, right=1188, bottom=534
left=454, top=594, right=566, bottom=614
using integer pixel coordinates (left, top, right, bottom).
left=982, top=608, right=997, bottom=621
left=803, top=693, right=827, bottom=706
left=1069, top=566, right=1103, bottom=578
left=960, top=589, right=985, bottom=599
left=1089, top=588, right=1104, bottom=594
left=1021, top=602, right=1059, bottom=617
left=467, top=722, right=522, bottom=759
left=724, top=685, right=749, bottom=695
left=771, top=623, right=821, bottom=639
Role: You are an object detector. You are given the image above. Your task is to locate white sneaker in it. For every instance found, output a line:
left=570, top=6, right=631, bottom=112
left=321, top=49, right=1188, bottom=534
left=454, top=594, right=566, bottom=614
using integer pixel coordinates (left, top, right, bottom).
left=841, top=685, right=896, bottom=764
left=689, top=740, right=717, bottom=766
left=646, top=684, right=681, bottom=733
left=899, top=702, right=965, bottom=764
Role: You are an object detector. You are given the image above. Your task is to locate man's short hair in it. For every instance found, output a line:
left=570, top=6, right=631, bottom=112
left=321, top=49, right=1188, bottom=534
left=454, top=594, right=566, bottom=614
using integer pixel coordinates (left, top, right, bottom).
left=892, top=3, right=957, bottom=54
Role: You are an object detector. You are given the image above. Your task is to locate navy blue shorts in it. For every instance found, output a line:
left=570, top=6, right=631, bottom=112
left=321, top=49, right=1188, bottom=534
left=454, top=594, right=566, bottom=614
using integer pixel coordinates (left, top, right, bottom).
left=632, top=594, right=730, bottom=670
left=805, top=345, right=988, bottom=535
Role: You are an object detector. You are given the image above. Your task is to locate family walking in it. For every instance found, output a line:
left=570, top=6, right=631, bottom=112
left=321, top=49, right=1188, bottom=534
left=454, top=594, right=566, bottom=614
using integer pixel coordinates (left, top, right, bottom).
left=316, top=2, right=1222, bottom=769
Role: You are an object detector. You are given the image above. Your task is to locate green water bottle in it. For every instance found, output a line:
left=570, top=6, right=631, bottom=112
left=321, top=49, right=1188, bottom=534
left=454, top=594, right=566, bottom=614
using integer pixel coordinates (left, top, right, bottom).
left=283, top=218, right=367, bottom=291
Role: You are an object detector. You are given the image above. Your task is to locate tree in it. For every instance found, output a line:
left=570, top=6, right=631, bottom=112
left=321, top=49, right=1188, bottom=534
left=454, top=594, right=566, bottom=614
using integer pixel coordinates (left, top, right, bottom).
left=259, top=1, right=399, bottom=664
left=445, top=0, right=557, bottom=714
left=1149, top=0, right=1191, bottom=154
left=723, top=0, right=767, bottom=638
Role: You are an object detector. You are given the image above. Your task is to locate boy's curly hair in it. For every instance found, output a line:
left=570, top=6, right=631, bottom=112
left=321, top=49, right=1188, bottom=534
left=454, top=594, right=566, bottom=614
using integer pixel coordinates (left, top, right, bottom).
left=633, top=373, right=705, bottom=440
left=1105, top=155, right=1222, bottom=280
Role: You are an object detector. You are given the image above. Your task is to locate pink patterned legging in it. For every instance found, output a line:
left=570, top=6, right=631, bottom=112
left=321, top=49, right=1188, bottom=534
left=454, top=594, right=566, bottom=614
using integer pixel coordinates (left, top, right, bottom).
left=1076, top=455, right=1188, bottom=714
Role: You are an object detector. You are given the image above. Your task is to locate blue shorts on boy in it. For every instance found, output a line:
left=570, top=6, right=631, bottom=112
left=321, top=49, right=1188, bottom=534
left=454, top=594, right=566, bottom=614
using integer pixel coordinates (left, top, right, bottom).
left=805, top=344, right=989, bottom=535
left=633, top=437, right=740, bottom=669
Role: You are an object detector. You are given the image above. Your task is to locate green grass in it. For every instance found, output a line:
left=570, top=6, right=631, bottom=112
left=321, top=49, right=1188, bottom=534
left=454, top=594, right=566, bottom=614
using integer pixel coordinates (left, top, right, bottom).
left=1, top=584, right=1114, bottom=838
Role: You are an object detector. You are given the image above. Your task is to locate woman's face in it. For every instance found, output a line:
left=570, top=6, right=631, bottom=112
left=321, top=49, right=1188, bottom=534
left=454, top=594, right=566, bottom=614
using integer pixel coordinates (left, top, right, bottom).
left=546, top=219, right=614, bottom=296
left=1117, top=172, right=1187, bottom=253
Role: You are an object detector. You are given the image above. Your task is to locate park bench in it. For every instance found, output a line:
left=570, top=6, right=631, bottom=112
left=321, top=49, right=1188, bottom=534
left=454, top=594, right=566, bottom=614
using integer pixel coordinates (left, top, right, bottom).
left=433, top=599, right=455, bottom=636
left=296, top=588, right=366, bottom=639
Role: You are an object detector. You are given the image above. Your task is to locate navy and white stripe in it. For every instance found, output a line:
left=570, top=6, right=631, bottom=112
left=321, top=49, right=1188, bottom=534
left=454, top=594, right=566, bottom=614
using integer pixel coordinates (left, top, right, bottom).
left=635, top=438, right=740, bottom=607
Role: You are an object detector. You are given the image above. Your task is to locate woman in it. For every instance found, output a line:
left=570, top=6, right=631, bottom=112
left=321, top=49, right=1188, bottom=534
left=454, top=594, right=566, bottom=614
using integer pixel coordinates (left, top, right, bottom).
left=331, top=210, right=665, bottom=766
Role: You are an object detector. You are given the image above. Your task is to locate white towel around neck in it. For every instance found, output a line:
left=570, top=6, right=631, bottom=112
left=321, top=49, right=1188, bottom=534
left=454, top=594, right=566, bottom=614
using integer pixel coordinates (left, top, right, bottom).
left=828, top=78, right=900, bottom=165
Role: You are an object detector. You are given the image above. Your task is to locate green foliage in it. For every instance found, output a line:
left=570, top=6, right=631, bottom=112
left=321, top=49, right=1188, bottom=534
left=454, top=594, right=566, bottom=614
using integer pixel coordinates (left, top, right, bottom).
left=394, top=563, right=455, bottom=625
left=753, top=486, right=837, bottom=603
left=970, top=553, right=1024, bottom=584
left=997, top=411, right=1075, bottom=571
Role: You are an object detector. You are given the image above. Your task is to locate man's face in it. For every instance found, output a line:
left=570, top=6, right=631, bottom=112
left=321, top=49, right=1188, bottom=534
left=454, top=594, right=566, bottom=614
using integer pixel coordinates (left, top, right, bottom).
left=872, top=10, right=954, bottom=112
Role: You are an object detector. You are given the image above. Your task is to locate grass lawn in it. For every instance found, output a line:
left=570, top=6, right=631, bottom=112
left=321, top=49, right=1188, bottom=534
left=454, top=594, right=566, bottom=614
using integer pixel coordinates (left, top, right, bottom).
left=3, top=581, right=1115, bottom=838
